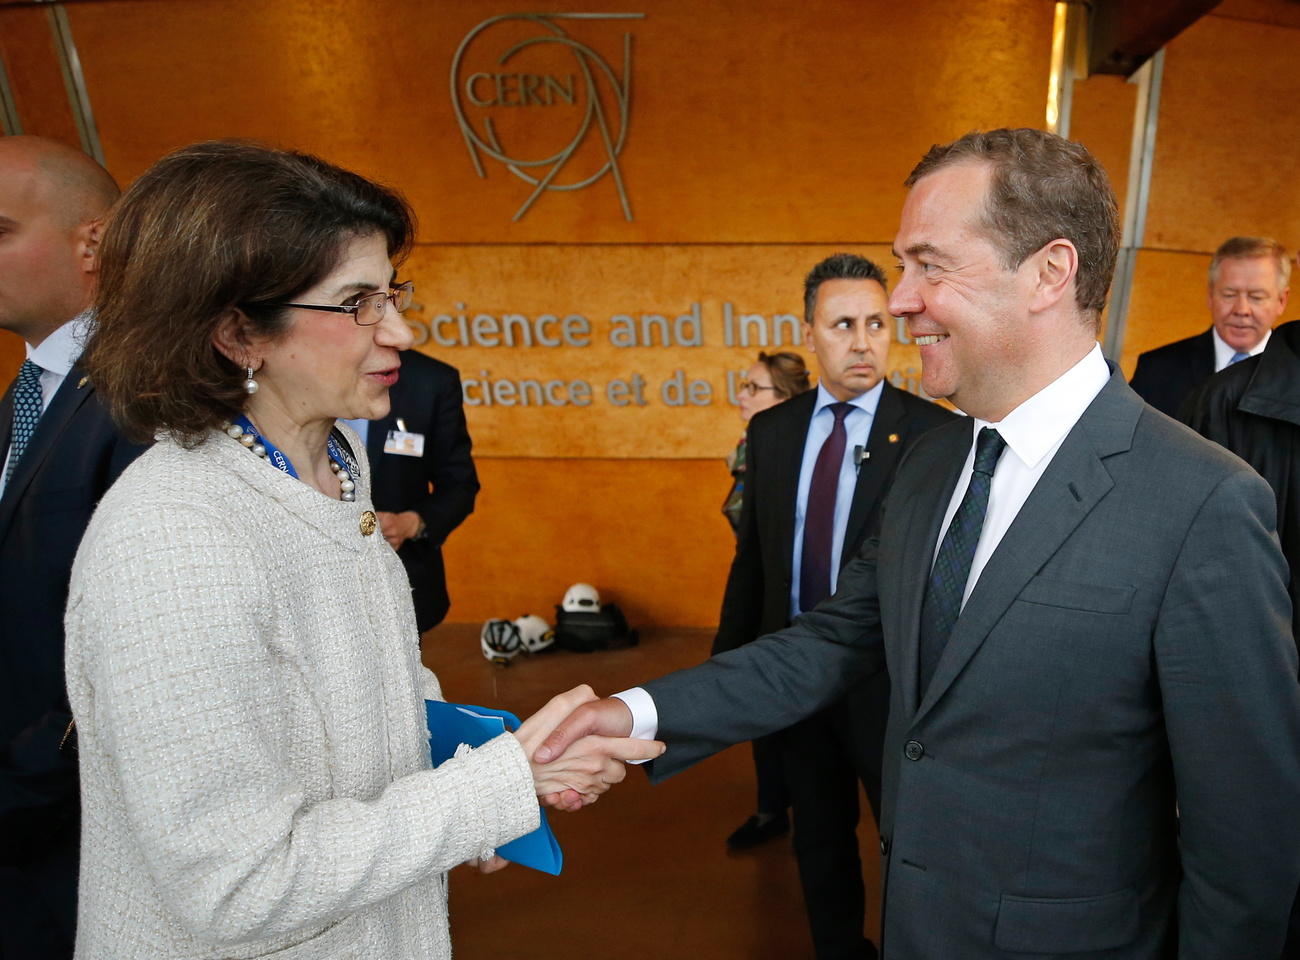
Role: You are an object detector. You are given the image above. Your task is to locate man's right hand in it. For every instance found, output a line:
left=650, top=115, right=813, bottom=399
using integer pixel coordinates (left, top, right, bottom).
left=533, top=698, right=637, bottom=812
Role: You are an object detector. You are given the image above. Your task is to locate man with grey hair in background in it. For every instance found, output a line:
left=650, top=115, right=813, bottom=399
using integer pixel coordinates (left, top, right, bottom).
left=1131, top=236, right=1291, bottom=417
left=537, top=128, right=1300, bottom=957
left=1183, top=244, right=1300, bottom=958
left=0, top=136, right=145, bottom=958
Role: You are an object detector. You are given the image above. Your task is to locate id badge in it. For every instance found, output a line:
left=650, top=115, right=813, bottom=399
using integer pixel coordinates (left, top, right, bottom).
left=384, top=430, right=425, bottom=457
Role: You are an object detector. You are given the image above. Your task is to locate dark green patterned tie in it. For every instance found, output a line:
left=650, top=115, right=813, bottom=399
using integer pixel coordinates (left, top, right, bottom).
left=5, top=359, right=42, bottom=485
left=917, top=427, right=1006, bottom=699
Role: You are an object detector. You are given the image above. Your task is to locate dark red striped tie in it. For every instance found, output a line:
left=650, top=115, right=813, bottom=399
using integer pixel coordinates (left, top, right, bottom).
left=799, top=402, right=854, bottom=613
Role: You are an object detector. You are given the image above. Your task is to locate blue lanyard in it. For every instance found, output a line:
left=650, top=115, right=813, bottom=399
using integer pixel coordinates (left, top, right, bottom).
left=234, top=414, right=358, bottom=489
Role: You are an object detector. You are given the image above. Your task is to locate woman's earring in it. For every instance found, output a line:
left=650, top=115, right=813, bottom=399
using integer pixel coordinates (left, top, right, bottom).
left=243, top=366, right=259, bottom=395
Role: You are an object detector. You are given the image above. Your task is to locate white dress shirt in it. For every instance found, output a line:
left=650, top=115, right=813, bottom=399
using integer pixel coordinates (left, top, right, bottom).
left=790, top=380, right=883, bottom=618
left=1211, top=326, right=1269, bottom=372
left=615, top=344, right=1113, bottom=742
left=937, top=344, right=1111, bottom=606
left=0, top=312, right=91, bottom=499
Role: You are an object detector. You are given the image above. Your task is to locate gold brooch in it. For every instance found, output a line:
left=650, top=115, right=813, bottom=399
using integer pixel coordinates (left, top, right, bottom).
left=888, top=433, right=900, bottom=443
left=360, top=511, right=377, bottom=536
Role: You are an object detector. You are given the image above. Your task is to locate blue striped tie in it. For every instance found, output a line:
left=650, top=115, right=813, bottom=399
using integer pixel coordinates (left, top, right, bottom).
left=5, top=359, right=43, bottom=484
left=1229, top=351, right=1249, bottom=365
left=917, top=427, right=1006, bottom=698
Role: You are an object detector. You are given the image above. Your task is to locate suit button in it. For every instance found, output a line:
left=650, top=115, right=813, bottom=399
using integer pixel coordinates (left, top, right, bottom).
left=880, top=837, right=890, bottom=856
left=904, top=740, right=924, bottom=761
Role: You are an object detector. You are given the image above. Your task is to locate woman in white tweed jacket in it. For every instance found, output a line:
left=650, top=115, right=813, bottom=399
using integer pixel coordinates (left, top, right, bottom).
left=65, top=141, right=661, bottom=960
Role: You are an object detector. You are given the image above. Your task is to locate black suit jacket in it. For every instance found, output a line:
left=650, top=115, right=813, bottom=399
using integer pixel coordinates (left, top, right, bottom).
left=0, top=362, right=146, bottom=861
left=1183, top=319, right=1300, bottom=642
left=1128, top=328, right=1215, bottom=418
left=645, top=369, right=1300, bottom=956
left=713, top=382, right=956, bottom=655
left=364, top=350, right=478, bottom=632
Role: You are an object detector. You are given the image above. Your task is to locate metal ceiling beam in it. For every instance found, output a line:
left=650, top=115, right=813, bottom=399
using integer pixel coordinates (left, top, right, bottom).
left=1102, top=49, right=1165, bottom=363
left=1088, top=0, right=1221, bottom=76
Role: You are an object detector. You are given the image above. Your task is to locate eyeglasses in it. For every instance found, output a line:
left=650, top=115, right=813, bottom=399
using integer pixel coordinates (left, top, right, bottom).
left=269, top=281, right=415, bottom=326
left=738, top=380, right=778, bottom=397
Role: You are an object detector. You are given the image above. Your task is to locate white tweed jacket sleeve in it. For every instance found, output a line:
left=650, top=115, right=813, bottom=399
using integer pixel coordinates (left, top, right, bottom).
left=65, top=435, right=538, bottom=956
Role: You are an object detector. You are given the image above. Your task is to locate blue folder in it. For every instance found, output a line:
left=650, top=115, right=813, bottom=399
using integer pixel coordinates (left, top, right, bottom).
left=425, top=700, right=563, bottom=875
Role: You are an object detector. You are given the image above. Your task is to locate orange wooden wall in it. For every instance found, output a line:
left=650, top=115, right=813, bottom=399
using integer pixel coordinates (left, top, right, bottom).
left=1, top=0, right=1296, bottom=625
left=1114, top=1, right=1300, bottom=371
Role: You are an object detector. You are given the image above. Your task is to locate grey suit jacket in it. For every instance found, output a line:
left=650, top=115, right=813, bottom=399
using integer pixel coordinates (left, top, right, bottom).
left=644, top=369, right=1300, bottom=958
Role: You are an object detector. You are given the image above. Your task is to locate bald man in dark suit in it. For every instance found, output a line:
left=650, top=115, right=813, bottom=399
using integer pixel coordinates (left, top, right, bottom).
left=0, top=137, right=146, bottom=959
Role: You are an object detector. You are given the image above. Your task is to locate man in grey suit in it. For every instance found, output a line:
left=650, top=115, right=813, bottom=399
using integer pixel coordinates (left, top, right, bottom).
left=536, top=128, right=1300, bottom=957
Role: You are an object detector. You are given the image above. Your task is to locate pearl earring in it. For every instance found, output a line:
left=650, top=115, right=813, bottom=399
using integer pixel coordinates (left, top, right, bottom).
left=243, top=366, right=259, bottom=395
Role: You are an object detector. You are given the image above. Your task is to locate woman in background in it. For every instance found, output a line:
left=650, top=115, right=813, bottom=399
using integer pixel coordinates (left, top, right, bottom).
left=67, top=140, right=657, bottom=960
left=722, top=351, right=812, bottom=533
left=720, top=350, right=811, bottom=849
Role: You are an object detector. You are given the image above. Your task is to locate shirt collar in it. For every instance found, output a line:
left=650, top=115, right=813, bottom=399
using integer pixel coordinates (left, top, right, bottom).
left=974, top=343, right=1110, bottom=470
left=1212, top=325, right=1270, bottom=369
left=813, top=378, right=885, bottom=418
left=27, top=311, right=92, bottom=377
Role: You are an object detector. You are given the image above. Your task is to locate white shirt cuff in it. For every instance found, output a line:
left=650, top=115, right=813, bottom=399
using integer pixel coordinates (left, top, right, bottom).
left=611, top=687, right=659, bottom=765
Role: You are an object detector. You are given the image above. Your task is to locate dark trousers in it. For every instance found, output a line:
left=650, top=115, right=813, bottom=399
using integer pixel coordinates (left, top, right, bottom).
left=780, top=670, right=888, bottom=960
left=752, top=732, right=790, bottom=816
left=0, top=818, right=77, bottom=960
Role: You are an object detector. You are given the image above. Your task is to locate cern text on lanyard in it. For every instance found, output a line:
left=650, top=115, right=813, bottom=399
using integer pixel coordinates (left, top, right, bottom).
left=233, top=414, right=359, bottom=486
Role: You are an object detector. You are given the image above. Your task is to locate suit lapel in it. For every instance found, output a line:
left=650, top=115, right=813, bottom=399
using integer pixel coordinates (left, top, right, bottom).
left=913, top=372, right=1139, bottom=723
left=1191, top=329, right=1215, bottom=383
left=842, top=383, right=905, bottom=562
left=0, top=379, right=13, bottom=467
left=0, top=364, right=95, bottom=535
left=887, top=420, right=971, bottom=720
left=773, top=391, right=815, bottom=579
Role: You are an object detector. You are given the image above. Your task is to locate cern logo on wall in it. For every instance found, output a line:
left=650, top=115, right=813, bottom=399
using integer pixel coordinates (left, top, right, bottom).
left=450, top=13, right=644, bottom=222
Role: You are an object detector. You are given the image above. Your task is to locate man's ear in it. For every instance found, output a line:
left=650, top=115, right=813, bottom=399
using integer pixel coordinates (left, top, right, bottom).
left=77, top=217, right=105, bottom=275
left=1027, top=239, right=1078, bottom=315
left=801, top=322, right=817, bottom=357
left=212, top=308, right=262, bottom=369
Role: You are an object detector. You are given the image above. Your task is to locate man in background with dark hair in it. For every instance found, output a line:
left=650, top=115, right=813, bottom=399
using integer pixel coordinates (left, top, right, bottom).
left=341, top=348, right=479, bottom=636
left=713, top=252, right=953, bottom=959
left=539, top=128, right=1300, bottom=957
left=1130, top=236, right=1290, bottom=417
left=0, top=136, right=146, bottom=958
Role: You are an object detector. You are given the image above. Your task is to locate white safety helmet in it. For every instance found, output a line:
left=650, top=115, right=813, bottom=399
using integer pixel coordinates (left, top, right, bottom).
left=480, top=618, right=522, bottom=665
left=562, top=582, right=601, bottom=613
left=514, top=614, right=555, bottom=653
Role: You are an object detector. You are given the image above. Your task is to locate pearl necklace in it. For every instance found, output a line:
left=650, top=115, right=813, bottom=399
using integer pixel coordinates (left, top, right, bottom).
left=222, top=419, right=357, bottom=502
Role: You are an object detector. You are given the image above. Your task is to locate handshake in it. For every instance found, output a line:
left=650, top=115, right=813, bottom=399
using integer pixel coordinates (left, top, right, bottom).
left=512, top=686, right=655, bottom=812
